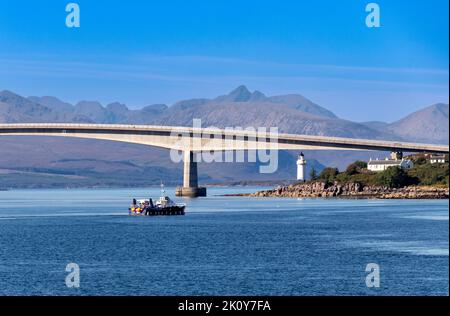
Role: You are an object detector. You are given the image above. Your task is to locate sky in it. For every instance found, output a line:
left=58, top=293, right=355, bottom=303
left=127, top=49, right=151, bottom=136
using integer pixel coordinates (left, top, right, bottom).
left=0, top=0, right=448, bottom=122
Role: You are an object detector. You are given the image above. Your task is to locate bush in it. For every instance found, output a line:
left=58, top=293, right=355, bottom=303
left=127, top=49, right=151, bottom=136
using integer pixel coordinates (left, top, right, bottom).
left=345, top=161, right=368, bottom=175
left=309, top=158, right=447, bottom=188
left=407, top=163, right=449, bottom=186
left=318, top=167, right=339, bottom=185
left=376, top=167, right=418, bottom=188
left=348, top=172, right=378, bottom=186
left=414, top=156, right=427, bottom=165
left=335, top=172, right=350, bottom=183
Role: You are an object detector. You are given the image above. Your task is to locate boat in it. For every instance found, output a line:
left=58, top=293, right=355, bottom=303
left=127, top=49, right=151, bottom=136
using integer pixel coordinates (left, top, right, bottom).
left=128, top=184, right=186, bottom=216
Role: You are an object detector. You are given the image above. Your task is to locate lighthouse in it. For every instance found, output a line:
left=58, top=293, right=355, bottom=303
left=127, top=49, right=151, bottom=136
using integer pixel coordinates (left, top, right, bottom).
left=297, top=152, right=307, bottom=181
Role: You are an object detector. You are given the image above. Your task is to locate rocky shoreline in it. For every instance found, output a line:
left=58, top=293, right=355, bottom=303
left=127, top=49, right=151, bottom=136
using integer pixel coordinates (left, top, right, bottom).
left=229, top=182, right=449, bottom=199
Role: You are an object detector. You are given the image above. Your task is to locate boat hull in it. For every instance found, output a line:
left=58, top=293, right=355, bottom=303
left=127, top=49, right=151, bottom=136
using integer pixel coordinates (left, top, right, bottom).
left=129, top=205, right=185, bottom=216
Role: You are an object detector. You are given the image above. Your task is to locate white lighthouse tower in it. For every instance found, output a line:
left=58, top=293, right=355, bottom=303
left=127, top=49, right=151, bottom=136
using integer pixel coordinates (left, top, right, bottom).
left=297, top=152, right=307, bottom=181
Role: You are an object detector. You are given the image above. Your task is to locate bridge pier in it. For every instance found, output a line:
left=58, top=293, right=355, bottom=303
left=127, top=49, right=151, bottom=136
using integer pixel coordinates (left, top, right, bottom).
left=175, top=151, right=207, bottom=197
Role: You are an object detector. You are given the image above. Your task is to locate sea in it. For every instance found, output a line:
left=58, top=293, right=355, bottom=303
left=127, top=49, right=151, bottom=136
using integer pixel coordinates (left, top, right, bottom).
left=0, top=187, right=448, bottom=296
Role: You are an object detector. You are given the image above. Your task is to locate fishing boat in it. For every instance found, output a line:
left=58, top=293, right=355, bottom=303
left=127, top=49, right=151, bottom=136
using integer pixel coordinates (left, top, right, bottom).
left=129, top=184, right=186, bottom=216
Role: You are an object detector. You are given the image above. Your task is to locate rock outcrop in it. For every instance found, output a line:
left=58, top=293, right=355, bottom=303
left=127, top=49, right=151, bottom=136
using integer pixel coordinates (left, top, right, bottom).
left=236, top=182, right=449, bottom=199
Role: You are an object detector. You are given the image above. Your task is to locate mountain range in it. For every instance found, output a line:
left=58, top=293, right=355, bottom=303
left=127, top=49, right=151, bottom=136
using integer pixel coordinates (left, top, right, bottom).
left=0, top=86, right=448, bottom=188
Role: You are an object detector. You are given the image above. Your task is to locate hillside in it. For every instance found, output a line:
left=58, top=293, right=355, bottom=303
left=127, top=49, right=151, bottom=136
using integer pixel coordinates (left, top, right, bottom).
left=386, top=103, right=449, bottom=144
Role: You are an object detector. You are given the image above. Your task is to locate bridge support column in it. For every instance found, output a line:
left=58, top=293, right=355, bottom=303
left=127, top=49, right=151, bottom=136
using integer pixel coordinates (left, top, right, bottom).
left=175, top=151, right=207, bottom=197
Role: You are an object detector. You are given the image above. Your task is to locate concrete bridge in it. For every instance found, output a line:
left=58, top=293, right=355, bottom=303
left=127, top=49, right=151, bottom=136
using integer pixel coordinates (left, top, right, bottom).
left=1, top=123, right=448, bottom=196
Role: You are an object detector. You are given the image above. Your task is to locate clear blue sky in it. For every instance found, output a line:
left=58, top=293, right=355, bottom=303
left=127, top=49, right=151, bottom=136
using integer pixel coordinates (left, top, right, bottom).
left=0, top=0, right=448, bottom=122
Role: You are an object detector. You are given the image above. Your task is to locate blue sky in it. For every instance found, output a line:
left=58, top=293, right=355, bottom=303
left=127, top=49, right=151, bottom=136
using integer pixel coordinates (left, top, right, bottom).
left=0, top=0, right=448, bottom=122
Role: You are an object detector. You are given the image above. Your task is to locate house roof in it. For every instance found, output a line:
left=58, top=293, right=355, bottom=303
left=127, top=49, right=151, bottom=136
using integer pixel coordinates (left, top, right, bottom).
left=368, top=159, right=403, bottom=165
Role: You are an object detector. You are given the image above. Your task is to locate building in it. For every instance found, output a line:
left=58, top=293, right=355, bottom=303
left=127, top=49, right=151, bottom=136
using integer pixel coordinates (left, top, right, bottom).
left=296, top=152, right=307, bottom=181
left=429, top=155, right=447, bottom=164
left=367, top=158, right=414, bottom=172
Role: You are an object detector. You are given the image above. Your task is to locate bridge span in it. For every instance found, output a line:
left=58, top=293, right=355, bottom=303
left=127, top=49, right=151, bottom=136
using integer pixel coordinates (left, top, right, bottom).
left=1, top=123, right=448, bottom=196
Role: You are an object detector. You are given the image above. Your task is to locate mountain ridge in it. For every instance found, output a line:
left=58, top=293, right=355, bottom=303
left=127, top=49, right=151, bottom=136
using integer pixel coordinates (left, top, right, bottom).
left=2, top=86, right=448, bottom=143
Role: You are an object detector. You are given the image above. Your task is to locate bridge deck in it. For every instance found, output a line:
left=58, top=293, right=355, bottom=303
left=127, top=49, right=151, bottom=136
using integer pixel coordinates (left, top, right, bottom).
left=0, top=123, right=448, bottom=153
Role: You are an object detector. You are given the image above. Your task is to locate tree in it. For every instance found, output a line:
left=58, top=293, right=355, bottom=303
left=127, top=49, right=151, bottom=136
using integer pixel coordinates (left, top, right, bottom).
left=346, top=161, right=368, bottom=175
left=376, top=167, right=418, bottom=188
left=318, top=167, right=339, bottom=185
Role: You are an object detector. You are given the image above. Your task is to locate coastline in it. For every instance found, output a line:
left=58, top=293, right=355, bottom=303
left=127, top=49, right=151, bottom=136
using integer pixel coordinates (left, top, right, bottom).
left=226, top=182, right=449, bottom=199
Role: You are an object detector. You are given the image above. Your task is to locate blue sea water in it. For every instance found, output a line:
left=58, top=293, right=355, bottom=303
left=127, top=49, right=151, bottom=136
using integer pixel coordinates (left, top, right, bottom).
left=0, top=187, right=448, bottom=296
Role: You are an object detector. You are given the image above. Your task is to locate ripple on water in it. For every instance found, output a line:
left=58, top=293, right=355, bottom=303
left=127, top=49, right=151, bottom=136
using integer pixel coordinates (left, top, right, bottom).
left=353, top=240, right=449, bottom=256
left=400, top=214, right=449, bottom=221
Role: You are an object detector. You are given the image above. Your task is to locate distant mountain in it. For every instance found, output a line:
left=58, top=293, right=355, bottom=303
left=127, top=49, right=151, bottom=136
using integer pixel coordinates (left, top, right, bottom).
left=0, top=90, right=93, bottom=123
left=156, top=101, right=389, bottom=139
left=0, top=87, right=448, bottom=188
left=385, top=103, right=449, bottom=144
left=28, top=96, right=73, bottom=112
left=74, top=101, right=110, bottom=123
left=4, top=87, right=448, bottom=144
left=1, top=86, right=394, bottom=139
left=145, top=86, right=396, bottom=139
left=214, top=85, right=266, bottom=102
left=267, top=94, right=337, bottom=119
left=213, top=85, right=337, bottom=118
left=360, top=121, right=388, bottom=131
left=0, top=90, right=54, bottom=123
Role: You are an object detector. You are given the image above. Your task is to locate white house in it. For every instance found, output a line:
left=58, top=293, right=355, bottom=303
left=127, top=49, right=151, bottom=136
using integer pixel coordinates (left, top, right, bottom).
left=429, top=155, right=447, bottom=164
left=367, top=158, right=414, bottom=172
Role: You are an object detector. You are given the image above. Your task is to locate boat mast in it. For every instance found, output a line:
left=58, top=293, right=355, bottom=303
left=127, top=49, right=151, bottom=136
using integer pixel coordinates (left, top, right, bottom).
left=160, top=181, right=165, bottom=196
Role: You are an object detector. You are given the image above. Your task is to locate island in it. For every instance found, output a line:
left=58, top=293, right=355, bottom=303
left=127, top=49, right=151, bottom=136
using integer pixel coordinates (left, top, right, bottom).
left=230, top=155, right=449, bottom=199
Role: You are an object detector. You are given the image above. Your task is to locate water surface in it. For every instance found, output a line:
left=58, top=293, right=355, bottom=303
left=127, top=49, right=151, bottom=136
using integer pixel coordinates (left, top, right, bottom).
left=0, top=187, right=448, bottom=295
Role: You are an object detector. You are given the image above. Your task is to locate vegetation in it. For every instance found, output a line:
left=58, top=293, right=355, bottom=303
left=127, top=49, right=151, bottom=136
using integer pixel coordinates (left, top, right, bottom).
left=376, top=167, right=418, bottom=188
left=407, top=162, right=449, bottom=186
left=313, top=155, right=449, bottom=189
left=317, top=167, right=339, bottom=185
left=345, top=161, right=367, bottom=175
